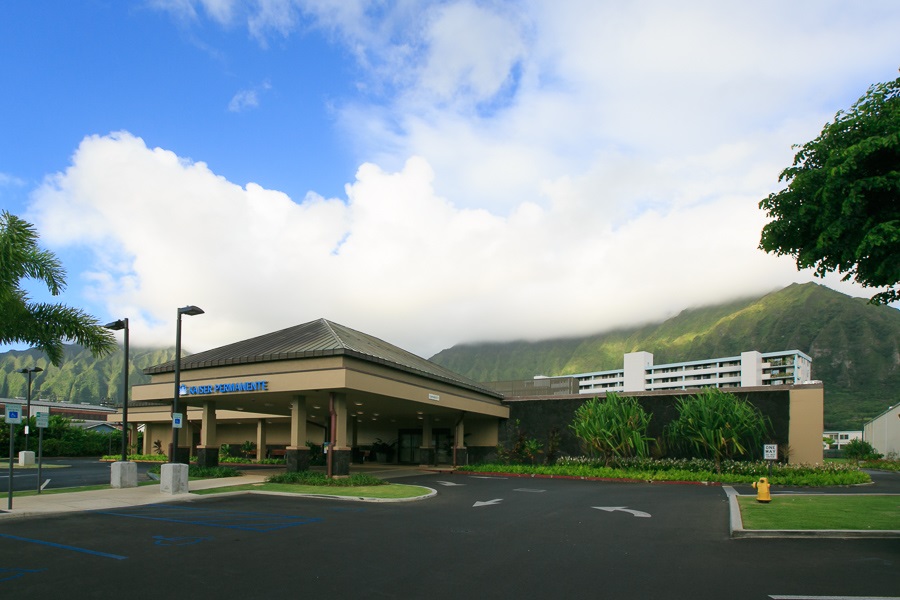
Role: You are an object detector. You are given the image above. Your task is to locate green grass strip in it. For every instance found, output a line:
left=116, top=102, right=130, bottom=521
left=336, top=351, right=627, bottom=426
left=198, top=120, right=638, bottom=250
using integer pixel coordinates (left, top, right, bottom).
left=738, top=495, right=900, bottom=530
left=192, top=482, right=431, bottom=499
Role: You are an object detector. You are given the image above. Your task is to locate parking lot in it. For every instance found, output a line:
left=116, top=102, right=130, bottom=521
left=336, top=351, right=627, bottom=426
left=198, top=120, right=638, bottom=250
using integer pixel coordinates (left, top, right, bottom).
left=0, top=472, right=897, bottom=599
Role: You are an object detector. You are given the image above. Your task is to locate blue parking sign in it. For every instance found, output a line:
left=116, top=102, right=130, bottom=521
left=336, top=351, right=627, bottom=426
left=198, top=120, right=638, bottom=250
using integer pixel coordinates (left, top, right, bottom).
left=5, top=404, right=22, bottom=424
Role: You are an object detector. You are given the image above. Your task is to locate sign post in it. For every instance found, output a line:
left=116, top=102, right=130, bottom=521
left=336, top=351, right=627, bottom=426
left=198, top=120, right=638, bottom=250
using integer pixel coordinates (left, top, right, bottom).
left=36, top=411, right=48, bottom=494
left=5, top=403, right=22, bottom=510
left=764, top=444, right=778, bottom=478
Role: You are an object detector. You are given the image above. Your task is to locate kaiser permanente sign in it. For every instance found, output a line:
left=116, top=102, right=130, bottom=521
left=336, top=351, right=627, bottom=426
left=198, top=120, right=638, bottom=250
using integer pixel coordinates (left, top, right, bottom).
left=179, top=380, right=269, bottom=396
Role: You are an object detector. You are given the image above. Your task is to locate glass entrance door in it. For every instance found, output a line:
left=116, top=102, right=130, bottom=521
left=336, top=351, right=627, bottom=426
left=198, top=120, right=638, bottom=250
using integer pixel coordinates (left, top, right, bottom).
left=397, top=430, right=421, bottom=464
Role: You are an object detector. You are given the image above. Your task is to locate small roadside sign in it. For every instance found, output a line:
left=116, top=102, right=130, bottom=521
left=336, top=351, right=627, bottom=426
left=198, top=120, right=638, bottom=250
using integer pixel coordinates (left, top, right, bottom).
left=173, top=413, right=183, bottom=428
left=5, top=403, right=22, bottom=424
left=36, top=411, right=49, bottom=428
left=764, top=444, right=778, bottom=460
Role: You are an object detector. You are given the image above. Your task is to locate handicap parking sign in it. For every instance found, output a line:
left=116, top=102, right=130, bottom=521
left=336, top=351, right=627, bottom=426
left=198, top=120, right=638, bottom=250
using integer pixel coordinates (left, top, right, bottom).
left=5, top=404, right=22, bottom=424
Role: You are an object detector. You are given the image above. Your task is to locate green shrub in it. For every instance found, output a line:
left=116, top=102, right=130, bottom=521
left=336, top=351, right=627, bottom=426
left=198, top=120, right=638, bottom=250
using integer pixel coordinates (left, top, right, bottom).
left=570, top=393, right=653, bottom=465
left=101, top=453, right=167, bottom=462
left=457, top=456, right=871, bottom=486
left=147, top=464, right=241, bottom=478
left=666, top=389, right=771, bottom=472
left=266, top=471, right=387, bottom=487
left=861, top=458, right=900, bottom=472
left=843, top=439, right=882, bottom=461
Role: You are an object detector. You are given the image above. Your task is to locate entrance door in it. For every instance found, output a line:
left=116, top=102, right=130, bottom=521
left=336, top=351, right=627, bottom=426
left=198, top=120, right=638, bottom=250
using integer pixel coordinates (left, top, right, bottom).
left=434, top=428, right=452, bottom=464
left=397, top=429, right=422, bottom=464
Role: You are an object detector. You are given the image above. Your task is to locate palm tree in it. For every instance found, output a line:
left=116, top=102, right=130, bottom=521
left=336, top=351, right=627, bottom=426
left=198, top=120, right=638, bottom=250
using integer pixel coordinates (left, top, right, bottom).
left=0, top=210, right=115, bottom=365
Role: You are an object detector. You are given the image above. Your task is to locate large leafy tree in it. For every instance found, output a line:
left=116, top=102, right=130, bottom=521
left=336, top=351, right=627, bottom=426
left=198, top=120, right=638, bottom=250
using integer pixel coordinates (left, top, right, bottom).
left=0, top=210, right=115, bottom=365
left=759, top=76, right=900, bottom=304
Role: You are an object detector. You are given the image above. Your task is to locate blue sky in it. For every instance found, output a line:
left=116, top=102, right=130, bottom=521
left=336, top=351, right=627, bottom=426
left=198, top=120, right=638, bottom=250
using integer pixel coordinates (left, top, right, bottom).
left=2, top=1, right=899, bottom=359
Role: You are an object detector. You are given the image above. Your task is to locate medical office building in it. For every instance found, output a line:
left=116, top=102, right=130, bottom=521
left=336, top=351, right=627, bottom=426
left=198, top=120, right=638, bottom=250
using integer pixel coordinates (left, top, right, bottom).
left=127, top=319, right=508, bottom=475
left=121, top=320, right=824, bottom=471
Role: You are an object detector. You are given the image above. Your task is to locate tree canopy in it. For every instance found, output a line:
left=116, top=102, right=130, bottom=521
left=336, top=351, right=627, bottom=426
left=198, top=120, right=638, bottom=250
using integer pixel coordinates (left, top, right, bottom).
left=759, top=75, right=900, bottom=304
left=0, top=210, right=115, bottom=365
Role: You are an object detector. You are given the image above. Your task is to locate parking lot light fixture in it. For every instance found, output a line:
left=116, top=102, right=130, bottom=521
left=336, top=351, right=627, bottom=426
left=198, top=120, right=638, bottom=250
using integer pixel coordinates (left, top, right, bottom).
left=172, top=305, right=204, bottom=463
left=17, top=366, right=43, bottom=451
left=104, top=318, right=130, bottom=462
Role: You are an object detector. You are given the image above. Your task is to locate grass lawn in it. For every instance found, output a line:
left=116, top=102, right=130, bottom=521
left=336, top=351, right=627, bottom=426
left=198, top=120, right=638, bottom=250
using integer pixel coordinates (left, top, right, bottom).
left=738, top=495, right=900, bottom=530
left=192, top=482, right=432, bottom=499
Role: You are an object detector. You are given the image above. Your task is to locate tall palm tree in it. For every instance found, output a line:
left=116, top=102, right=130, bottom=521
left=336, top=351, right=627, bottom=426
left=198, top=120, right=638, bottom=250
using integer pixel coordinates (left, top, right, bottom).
left=0, top=210, right=115, bottom=365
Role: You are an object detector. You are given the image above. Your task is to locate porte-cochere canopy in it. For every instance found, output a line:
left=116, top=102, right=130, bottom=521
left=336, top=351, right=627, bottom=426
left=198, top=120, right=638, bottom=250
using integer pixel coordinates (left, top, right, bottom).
left=128, top=319, right=508, bottom=473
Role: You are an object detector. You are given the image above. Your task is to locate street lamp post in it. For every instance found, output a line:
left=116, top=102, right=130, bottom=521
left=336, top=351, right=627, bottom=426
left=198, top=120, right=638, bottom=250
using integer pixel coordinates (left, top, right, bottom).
left=172, top=305, right=204, bottom=463
left=104, top=318, right=129, bottom=462
left=18, top=367, right=43, bottom=451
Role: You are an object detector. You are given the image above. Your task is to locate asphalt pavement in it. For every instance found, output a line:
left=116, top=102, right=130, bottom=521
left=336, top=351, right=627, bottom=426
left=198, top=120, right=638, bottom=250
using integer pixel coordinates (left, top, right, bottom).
left=0, top=469, right=897, bottom=599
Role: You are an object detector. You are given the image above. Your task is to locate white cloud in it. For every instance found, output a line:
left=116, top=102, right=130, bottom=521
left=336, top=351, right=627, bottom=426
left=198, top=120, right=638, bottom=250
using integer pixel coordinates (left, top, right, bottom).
left=228, top=81, right=270, bottom=112
left=27, top=131, right=850, bottom=358
left=27, top=2, right=900, bottom=358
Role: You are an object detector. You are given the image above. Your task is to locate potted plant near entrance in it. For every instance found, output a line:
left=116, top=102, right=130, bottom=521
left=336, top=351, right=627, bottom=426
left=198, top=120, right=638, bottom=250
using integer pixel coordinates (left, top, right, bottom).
left=372, top=438, right=396, bottom=463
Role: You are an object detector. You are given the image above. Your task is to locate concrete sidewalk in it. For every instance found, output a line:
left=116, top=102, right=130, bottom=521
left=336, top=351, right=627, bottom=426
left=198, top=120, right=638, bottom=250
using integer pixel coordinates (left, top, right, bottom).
left=0, top=474, right=269, bottom=520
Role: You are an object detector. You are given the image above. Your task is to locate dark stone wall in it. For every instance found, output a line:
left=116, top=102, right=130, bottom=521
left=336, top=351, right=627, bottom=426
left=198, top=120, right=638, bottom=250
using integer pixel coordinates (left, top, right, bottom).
left=500, top=388, right=792, bottom=460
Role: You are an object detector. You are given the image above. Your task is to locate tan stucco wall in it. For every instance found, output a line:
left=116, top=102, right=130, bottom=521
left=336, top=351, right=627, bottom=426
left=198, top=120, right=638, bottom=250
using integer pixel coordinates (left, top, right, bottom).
left=789, top=386, right=824, bottom=464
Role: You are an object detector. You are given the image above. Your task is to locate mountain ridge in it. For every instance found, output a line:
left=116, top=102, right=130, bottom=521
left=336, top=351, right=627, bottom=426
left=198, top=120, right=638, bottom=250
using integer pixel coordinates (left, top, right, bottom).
left=2, top=283, right=896, bottom=430
left=429, top=283, right=900, bottom=430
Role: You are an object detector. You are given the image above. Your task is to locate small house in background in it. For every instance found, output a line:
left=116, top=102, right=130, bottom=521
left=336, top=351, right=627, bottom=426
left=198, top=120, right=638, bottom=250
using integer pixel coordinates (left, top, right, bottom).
left=823, top=430, right=863, bottom=450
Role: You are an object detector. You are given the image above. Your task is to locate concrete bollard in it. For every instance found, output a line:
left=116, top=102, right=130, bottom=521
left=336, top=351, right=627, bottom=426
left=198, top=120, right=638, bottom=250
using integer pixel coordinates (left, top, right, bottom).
left=110, top=461, right=138, bottom=488
left=160, top=463, right=190, bottom=495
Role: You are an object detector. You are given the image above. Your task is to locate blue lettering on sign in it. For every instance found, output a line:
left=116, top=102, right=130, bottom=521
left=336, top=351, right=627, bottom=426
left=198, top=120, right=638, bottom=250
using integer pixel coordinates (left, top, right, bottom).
left=183, top=381, right=268, bottom=395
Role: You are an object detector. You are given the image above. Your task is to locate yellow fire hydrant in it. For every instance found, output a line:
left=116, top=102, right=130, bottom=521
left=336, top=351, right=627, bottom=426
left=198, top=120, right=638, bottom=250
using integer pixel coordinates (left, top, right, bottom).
left=751, top=477, right=771, bottom=503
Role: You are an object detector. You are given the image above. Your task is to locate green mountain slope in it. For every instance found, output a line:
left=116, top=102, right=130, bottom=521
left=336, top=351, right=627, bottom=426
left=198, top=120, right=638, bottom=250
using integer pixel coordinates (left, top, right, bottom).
left=0, top=345, right=175, bottom=406
left=430, top=283, right=900, bottom=430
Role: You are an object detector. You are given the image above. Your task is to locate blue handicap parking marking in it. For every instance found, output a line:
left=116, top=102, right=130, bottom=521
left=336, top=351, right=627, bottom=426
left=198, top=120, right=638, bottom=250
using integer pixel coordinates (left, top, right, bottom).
left=0, top=568, right=45, bottom=583
left=0, top=533, right=127, bottom=560
left=97, top=504, right=322, bottom=532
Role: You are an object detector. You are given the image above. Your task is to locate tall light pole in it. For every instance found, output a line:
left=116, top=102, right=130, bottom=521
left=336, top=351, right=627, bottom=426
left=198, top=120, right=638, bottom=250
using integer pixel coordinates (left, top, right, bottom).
left=104, top=318, right=129, bottom=462
left=18, top=367, right=43, bottom=451
left=172, top=305, right=204, bottom=463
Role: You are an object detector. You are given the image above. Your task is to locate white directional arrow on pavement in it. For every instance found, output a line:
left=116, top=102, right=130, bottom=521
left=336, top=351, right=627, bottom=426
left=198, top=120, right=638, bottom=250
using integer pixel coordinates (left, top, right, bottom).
left=435, top=480, right=466, bottom=487
left=473, top=499, right=503, bottom=507
left=592, top=506, right=651, bottom=518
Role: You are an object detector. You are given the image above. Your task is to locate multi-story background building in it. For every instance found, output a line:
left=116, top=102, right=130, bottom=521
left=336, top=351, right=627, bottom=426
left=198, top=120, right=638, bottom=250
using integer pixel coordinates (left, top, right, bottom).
left=560, top=350, right=813, bottom=394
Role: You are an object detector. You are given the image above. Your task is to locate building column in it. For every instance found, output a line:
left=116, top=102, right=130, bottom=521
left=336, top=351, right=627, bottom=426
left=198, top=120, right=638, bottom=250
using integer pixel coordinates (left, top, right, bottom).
left=420, top=415, right=435, bottom=466
left=196, top=401, right=219, bottom=467
left=287, top=395, right=309, bottom=472
left=256, top=419, right=267, bottom=461
left=453, top=413, right=466, bottom=467
left=329, top=393, right=351, bottom=476
left=170, top=419, right=193, bottom=464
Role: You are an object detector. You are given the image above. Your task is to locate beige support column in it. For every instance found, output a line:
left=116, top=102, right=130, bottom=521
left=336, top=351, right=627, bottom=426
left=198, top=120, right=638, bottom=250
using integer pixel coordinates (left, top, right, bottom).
left=200, top=401, right=217, bottom=447
left=289, top=395, right=307, bottom=449
left=256, top=419, right=267, bottom=460
left=333, top=393, right=348, bottom=449
left=196, top=401, right=219, bottom=467
left=330, top=393, right=350, bottom=476
left=420, top=415, right=435, bottom=466
left=454, top=413, right=466, bottom=467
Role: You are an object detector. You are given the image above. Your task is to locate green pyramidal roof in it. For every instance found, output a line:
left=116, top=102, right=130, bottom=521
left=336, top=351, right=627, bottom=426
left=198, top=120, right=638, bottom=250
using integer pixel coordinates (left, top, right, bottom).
left=145, top=318, right=502, bottom=399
